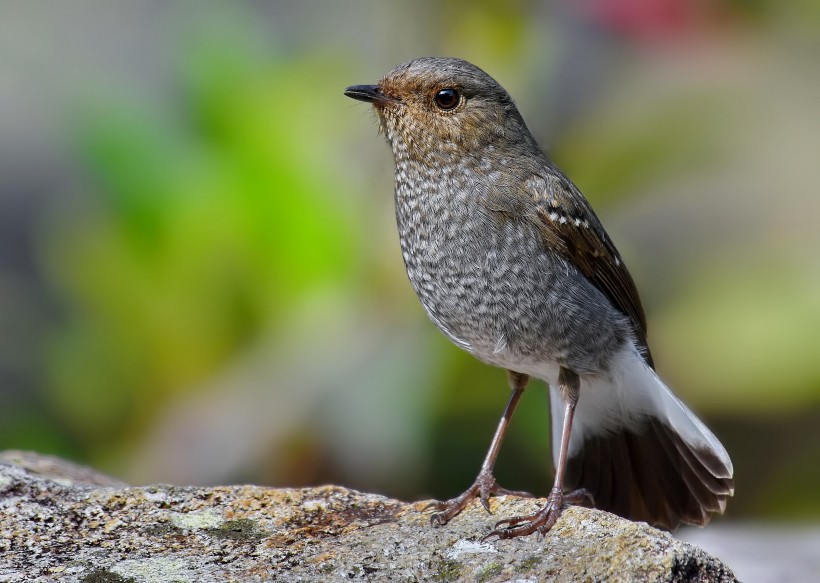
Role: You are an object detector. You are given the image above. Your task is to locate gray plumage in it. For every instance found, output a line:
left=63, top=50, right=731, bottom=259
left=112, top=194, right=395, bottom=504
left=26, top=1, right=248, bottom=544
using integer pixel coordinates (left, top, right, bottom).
left=345, top=57, right=733, bottom=533
left=387, top=66, right=631, bottom=376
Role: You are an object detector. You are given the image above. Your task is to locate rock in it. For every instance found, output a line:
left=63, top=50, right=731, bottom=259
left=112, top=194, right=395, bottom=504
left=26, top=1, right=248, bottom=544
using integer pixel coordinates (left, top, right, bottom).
left=0, top=451, right=736, bottom=582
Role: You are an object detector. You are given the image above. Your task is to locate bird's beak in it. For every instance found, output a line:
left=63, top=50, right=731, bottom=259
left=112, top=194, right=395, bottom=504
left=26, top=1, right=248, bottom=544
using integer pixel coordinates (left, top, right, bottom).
left=344, top=84, right=397, bottom=106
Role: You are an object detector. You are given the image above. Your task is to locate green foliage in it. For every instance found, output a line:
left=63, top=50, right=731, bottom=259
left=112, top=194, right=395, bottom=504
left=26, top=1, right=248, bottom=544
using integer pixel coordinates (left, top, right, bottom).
left=654, top=257, right=820, bottom=412
left=557, top=93, right=728, bottom=203
left=42, top=35, right=361, bottom=458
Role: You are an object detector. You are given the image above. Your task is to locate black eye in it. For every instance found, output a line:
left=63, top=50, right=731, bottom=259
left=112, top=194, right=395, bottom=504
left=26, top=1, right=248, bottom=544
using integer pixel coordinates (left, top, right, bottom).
left=434, top=88, right=460, bottom=110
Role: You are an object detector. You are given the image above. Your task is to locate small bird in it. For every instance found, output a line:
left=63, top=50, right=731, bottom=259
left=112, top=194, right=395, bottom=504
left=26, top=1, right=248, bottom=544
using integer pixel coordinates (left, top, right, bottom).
left=344, top=58, right=733, bottom=539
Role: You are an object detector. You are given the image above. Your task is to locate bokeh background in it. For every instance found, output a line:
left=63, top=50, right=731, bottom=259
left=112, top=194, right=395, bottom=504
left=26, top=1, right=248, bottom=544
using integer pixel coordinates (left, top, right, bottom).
left=2, top=0, right=819, bottom=552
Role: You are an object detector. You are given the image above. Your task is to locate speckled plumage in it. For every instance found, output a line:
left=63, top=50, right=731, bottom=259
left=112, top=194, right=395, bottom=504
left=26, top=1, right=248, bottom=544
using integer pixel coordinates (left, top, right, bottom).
left=390, top=100, right=630, bottom=377
left=345, top=58, right=733, bottom=535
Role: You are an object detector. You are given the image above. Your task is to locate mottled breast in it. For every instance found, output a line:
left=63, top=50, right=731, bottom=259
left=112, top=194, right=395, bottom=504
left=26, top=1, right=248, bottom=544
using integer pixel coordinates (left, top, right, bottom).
left=392, top=150, right=631, bottom=375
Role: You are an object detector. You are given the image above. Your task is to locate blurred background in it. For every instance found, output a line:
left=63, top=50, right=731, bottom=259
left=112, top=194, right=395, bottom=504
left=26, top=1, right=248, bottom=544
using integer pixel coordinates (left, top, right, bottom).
left=1, top=0, right=819, bottom=572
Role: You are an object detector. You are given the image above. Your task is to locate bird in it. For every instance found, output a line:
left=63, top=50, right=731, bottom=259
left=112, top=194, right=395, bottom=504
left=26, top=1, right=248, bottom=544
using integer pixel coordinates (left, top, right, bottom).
left=344, top=57, right=733, bottom=539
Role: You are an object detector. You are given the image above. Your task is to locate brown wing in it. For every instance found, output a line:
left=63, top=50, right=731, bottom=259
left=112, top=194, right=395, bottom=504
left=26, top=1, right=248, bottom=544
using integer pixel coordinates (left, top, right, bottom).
left=526, top=171, right=654, bottom=367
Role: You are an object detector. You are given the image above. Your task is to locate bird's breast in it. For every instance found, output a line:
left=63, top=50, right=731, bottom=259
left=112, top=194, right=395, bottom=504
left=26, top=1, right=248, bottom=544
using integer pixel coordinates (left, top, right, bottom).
left=391, top=155, right=630, bottom=375
left=393, top=159, right=549, bottom=361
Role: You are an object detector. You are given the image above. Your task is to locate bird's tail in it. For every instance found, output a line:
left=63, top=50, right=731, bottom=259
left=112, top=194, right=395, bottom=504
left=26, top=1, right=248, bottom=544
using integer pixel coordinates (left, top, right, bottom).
left=550, top=345, right=734, bottom=530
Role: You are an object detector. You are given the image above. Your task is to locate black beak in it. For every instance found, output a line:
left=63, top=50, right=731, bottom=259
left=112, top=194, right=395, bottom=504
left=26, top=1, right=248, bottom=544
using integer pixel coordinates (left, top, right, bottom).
left=344, top=84, right=396, bottom=105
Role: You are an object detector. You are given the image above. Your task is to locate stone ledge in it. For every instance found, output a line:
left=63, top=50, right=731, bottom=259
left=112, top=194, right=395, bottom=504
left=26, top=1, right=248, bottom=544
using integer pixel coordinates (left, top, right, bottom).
left=0, top=450, right=736, bottom=582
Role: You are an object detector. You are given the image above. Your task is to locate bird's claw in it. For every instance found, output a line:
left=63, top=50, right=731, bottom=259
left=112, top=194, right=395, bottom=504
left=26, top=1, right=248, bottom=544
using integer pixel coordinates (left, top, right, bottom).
left=426, top=470, right=532, bottom=527
left=483, top=487, right=591, bottom=540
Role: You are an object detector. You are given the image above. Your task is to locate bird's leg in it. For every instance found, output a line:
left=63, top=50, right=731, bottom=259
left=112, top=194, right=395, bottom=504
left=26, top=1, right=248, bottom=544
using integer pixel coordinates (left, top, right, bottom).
left=485, top=367, right=592, bottom=539
left=427, top=371, right=534, bottom=526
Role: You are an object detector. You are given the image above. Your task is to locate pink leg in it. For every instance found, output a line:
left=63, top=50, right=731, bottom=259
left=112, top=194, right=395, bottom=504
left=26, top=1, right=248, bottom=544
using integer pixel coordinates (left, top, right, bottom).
left=427, top=371, right=534, bottom=526
left=485, top=367, right=592, bottom=539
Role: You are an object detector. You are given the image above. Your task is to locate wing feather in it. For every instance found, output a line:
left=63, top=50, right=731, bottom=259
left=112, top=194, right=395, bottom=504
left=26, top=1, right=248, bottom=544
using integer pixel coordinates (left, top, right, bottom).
left=526, top=171, right=653, bottom=367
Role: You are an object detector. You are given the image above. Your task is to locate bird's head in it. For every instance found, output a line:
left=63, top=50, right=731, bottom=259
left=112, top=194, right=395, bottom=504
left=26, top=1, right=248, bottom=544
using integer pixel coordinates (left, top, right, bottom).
left=345, top=57, right=533, bottom=159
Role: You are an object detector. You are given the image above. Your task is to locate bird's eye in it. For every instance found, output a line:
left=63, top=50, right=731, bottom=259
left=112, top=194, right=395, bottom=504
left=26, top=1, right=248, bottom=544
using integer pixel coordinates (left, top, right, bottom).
left=433, top=88, right=461, bottom=110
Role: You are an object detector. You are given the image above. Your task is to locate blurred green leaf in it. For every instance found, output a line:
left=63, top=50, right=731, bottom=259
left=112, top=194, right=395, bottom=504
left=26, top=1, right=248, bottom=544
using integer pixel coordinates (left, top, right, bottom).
left=43, top=36, right=363, bottom=459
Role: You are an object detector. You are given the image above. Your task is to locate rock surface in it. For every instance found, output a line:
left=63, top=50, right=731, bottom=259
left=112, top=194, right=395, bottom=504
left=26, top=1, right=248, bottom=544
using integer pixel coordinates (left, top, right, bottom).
left=0, top=450, right=736, bottom=582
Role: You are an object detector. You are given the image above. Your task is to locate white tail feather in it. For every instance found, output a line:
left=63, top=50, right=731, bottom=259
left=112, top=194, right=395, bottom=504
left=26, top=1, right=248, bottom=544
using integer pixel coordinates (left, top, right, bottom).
left=549, top=343, right=733, bottom=479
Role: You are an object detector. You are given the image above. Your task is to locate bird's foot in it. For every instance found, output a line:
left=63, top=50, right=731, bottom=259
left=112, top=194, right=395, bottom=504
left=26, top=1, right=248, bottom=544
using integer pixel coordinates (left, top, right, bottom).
left=483, top=487, right=593, bottom=540
left=425, top=469, right=533, bottom=526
